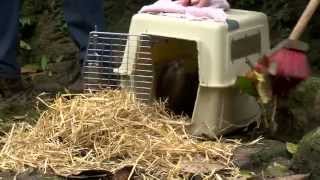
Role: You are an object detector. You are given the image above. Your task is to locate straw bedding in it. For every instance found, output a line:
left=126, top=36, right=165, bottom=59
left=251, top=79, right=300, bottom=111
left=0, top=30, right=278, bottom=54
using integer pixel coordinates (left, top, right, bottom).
left=0, top=90, right=241, bottom=179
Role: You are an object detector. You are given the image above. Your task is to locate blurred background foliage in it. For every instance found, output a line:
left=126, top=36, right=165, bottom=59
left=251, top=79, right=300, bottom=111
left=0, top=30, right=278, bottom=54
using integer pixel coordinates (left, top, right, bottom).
left=19, top=0, right=320, bottom=72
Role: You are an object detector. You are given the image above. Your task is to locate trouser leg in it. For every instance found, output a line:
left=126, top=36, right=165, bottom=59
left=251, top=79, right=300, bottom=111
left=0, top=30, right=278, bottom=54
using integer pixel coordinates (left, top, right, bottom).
left=0, top=0, right=21, bottom=79
left=63, top=0, right=105, bottom=64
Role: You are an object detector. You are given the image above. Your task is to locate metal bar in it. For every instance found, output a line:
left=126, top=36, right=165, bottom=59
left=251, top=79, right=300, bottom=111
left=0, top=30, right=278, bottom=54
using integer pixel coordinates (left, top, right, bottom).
left=84, top=61, right=123, bottom=65
left=83, top=72, right=153, bottom=79
left=84, top=76, right=153, bottom=83
left=89, top=42, right=151, bottom=49
left=83, top=67, right=153, bottom=73
left=84, top=84, right=120, bottom=87
left=86, top=54, right=152, bottom=60
left=84, top=61, right=153, bottom=66
left=92, top=36, right=151, bottom=43
left=83, top=66, right=115, bottom=70
left=84, top=83, right=152, bottom=91
left=84, top=68, right=153, bottom=74
left=88, top=48, right=152, bottom=55
left=90, top=31, right=150, bottom=37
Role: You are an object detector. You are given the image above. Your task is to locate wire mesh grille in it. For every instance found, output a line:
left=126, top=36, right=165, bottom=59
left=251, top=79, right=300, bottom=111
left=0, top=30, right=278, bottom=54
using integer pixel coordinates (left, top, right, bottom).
left=83, top=32, right=154, bottom=103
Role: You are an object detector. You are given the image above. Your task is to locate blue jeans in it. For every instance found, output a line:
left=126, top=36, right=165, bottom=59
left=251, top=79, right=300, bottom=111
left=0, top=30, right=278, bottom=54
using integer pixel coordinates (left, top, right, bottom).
left=0, top=0, right=105, bottom=79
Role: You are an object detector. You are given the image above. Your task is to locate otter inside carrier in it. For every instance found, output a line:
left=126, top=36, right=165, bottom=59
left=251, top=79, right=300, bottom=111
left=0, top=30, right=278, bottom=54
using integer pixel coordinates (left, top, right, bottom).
left=83, top=9, right=271, bottom=138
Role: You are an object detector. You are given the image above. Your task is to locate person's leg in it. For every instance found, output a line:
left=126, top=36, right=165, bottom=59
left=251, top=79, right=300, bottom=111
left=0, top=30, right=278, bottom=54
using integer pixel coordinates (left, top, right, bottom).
left=0, top=0, right=21, bottom=79
left=0, top=0, right=26, bottom=97
left=63, top=0, right=105, bottom=63
left=63, top=0, right=105, bottom=92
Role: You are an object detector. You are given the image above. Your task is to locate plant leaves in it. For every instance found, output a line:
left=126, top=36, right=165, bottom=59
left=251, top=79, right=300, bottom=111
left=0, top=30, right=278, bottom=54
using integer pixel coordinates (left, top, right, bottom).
left=286, top=142, right=298, bottom=155
left=19, top=17, right=33, bottom=27
left=242, top=67, right=273, bottom=104
left=41, top=56, right=49, bottom=71
left=265, top=162, right=290, bottom=177
left=55, top=55, right=64, bottom=63
left=13, top=114, right=28, bottom=120
left=21, top=64, right=41, bottom=74
left=20, top=40, right=32, bottom=50
left=255, top=72, right=272, bottom=104
left=235, top=76, right=257, bottom=96
left=48, top=71, right=53, bottom=77
left=240, top=170, right=256, bottom=178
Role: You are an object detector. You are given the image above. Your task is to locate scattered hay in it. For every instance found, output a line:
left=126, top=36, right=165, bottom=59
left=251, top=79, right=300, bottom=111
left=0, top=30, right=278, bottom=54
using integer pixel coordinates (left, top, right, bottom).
left=0, top=90, right=242, bottom=179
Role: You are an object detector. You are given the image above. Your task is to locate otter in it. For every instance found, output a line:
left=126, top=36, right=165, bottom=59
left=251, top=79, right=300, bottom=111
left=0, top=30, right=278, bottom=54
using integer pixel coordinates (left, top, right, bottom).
left=156, top=59, right=199, bottom=117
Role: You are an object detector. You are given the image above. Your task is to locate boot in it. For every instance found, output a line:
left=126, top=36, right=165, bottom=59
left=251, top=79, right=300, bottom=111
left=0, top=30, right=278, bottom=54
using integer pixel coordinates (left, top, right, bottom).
left=0, top=77, right=27, bottom=98
left=67, top=72, right=84, bottom=93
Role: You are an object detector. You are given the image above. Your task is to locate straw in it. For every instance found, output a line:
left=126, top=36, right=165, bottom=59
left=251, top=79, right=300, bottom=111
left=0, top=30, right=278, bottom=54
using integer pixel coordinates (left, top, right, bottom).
left=0, top=90, right=242, bottom=179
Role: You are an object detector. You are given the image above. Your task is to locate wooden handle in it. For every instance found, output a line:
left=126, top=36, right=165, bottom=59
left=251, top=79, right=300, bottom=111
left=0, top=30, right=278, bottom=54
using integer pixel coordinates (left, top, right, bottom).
left=289, top=0, right=320, bottom=40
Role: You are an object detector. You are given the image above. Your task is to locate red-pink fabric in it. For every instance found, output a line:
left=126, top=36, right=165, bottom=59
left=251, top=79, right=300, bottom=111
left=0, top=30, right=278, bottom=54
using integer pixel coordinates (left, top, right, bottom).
left=269, top=48, right=310, bottom=79
left=139, top=0, right=230, bottom=22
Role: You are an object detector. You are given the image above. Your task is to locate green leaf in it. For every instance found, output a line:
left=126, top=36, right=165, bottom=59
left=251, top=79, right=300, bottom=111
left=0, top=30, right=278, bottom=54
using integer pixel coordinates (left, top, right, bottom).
left=235, top=76, right=257, bottom=96
left=48, top=71, right=53, bottom=77
left=55, top=55, right=64, bottom=63
left=19, top=40, right=32, bottom=50
left=19, top=17, right=33, bottom=27
left=240, top=170, right=256, bottom=178
left=40, top=56, right=49, bottom=71
left=286, top=142, right=298, bottom=155
left=265, top=162, right=290, bottom=177
left=21, top=64, right=41, bottom=74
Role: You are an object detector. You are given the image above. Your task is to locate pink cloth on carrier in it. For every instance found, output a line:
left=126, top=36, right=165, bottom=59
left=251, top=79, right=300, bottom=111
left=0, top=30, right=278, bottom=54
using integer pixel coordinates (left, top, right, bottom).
left=139, top=0, right=230, bottom=22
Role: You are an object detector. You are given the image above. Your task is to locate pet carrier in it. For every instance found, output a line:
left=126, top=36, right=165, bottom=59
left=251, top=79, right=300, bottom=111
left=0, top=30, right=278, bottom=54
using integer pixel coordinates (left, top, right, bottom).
left=83, top=9, right=270, bottom=138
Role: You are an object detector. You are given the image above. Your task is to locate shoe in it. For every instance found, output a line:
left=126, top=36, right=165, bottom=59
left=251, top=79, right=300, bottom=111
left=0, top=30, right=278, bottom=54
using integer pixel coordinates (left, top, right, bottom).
left=0, top=77, right=27, bottom=98
left=0, top=77, right=34, bottom=111
left=67, top=73, right=84, bottom=93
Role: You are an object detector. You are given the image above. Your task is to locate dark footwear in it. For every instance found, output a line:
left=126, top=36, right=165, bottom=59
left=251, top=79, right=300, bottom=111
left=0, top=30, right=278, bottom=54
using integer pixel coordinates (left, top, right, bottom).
left=0, top=77, right=28, bottom=98
left=0, top=77, right=34, bottom=111
left=67, top=73, right=84, bottom=93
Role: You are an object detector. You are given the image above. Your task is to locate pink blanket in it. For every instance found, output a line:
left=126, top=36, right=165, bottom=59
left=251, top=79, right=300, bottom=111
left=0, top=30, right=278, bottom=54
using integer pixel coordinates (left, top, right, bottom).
left=139, top=0, right=230, bottom=22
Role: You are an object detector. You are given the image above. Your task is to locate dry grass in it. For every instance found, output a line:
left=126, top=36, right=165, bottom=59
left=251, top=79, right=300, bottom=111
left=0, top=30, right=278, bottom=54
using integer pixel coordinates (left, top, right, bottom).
left=0, top=90, right=242, bottom=179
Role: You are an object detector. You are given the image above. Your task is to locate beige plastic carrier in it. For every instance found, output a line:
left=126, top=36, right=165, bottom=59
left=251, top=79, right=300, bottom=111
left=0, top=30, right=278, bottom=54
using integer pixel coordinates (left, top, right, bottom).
left=117, top=9, right=270, bottom=138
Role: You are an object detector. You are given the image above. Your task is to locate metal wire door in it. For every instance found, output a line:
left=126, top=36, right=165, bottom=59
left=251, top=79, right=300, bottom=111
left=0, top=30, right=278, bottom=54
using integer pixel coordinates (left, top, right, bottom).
left=83, top=31, right=154, bottom=103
